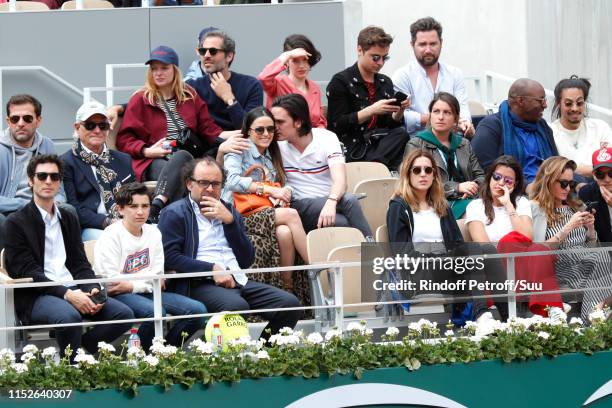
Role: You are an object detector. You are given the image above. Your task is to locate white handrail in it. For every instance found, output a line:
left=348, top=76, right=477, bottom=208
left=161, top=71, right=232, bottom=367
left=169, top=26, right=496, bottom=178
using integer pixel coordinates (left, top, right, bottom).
left=105, top=63, right=146, bottom=106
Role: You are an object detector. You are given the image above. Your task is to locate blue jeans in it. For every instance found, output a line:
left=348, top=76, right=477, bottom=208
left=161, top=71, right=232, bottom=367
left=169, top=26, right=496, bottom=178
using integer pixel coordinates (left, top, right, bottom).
left=30, top=294, right=133, bottom=362
left=114, top=292, right=206, bottom=351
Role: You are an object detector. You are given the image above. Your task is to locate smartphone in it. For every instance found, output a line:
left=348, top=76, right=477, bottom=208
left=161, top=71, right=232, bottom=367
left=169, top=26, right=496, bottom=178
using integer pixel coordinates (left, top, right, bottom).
left=392, top=91, right=408, bottom=106
left=90, top=287, right=107, bottom=305
left=585, top=201, right=598, bottom=213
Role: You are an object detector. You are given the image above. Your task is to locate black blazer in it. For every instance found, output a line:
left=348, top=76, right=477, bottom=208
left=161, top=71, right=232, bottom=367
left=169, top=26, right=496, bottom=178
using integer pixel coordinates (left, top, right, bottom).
left=578, top=182, right=612, bottom=243
left=5, top=201, right=99, bottom=325
left=326, top=62, right=404, bottom=151
left=60, top=149, right=134, bottom=229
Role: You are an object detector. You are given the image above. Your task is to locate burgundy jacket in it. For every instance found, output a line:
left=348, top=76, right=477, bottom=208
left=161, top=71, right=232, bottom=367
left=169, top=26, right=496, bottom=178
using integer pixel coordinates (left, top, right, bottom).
left=116, top=88, right=222, bottom=181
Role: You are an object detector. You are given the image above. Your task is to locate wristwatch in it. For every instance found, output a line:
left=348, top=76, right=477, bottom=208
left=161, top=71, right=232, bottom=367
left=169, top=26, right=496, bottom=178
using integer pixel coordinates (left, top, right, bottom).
left=226, top=98, right=236, bottom=107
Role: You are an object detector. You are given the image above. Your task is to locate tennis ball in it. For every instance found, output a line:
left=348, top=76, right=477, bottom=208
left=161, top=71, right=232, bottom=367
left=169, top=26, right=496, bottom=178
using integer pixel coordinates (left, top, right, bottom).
left=204, top=314, right=249, bottom=350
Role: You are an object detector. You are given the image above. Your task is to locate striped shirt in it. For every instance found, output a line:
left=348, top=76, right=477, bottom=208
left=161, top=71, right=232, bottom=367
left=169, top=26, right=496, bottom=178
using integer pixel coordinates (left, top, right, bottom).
left=157, top=98, right=187, bottom=139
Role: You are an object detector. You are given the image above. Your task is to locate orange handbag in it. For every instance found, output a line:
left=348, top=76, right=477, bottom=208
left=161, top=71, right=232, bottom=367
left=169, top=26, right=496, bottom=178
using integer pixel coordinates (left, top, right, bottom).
left=233, top=164, right=284, bottom=216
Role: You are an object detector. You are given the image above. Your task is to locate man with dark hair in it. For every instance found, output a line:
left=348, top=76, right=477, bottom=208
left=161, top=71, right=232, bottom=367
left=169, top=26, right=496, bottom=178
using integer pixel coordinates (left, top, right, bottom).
left=471, top=78, right=558, bottom=185
left=392, top=17, right=473, bottom=136
left=184, top=29, right=263, bottom=130
left=1, top=94, right=61, bottom=250
left=271, top=94, right=372, bottom=237
left=157, top=157, right=301, bottom=340
left=5, top=154, right=133, bottom=361
left=93, top=182, right=206, bottom=351
left=326, top=25, right=410, bottom=170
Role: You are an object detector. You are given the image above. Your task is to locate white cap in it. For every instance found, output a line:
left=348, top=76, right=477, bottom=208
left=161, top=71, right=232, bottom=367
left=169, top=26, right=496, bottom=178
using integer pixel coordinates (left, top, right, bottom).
left=75, top=101, right=108, bottom=122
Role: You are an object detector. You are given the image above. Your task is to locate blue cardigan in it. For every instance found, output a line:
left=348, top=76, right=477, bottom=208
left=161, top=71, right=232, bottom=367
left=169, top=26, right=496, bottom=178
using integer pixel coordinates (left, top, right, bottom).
left=157, top=196, right=254, bottom=296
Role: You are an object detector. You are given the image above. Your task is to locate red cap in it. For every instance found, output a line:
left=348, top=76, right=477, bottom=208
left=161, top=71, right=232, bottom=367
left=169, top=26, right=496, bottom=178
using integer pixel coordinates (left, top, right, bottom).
left=592, top=147, right=612, bottom=170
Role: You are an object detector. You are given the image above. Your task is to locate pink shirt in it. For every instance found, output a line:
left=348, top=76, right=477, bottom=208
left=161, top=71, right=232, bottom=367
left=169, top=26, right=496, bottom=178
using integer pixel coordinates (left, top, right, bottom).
left=258, top=58, right=327, bottom=129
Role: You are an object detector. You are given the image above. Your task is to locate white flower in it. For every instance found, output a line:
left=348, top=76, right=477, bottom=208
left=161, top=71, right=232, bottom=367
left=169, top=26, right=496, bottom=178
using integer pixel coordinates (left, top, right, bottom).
left=385, top=327, right=400, bottom=337
left=0, top=348, right=15, bottom=362
left=278, top=327, right=294, bottom=335
left=569, top=317, right=583, bottom=326
left=152, top=337, right=166, bottom=345
left=97, top=342, right=116, bottom=353
left=41, top=347, right=57, bottom=359
left=151, top=344, right=177, bottom=358
left=127, top=347, right=145, bottom=360
left=11, top=363, right=28, bottom=373
left=20, top=352, right=36, bottom=364
left=475, top=318, right=502, bottom=337
left=74, top=350, right=97, bottom=366
left=143, top=355, right=159, bottom=367
left=255, top=338, right=266, bottom=350
left=547, top=307, right=567, bottom=324
left=189, top=339, right=215, bottom=355
left=537, top=331, right=550, bottom=340
left=574, top=328, right=584, bottom=335
left=306, top=332, right=324, bottom=345
left=444, top=330, right=454, bottom=337
left=324, top=329, right=342, bottom=341
left=346, top=322, right=363, bottom=332
left=269, top=333, right=300, bottom=346
left=464, top=321, right=477, bottom=331
left=408, top=322, right=422, bottom=333
left=22, top=344, right=39, bottom=354
left=365, top=328, right=373, bottom=336
left=417, top=318, right=437, bottom=330
left=588, top=309, right=606, bottom=323
left=256, top=350, right=269, bottom=360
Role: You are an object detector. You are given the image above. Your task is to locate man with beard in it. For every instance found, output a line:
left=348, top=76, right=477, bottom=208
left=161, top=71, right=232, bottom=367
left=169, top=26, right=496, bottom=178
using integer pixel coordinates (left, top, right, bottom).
left=392, top=17, right=474, bottom=136
left=0, top=94, right=60, bottom=250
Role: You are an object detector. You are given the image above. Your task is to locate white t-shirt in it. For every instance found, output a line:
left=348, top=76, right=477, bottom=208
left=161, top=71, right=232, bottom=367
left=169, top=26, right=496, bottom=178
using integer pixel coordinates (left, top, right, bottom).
left=412, top=208, right=444, bottom=243
left=465, top=196, right=531, bottom=242
left=551, top=118, right=612, bottom=166
left=279, top=128, right=345, bottom=200
left=93, top=222, right=164, bottom=293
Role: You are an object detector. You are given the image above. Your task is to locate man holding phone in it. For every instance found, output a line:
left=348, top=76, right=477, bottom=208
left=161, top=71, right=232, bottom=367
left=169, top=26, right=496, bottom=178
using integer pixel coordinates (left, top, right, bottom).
left=392, top=17, right=474, bottom=136
left=578, top=147, right=612, bottom=242
left=327, top=25, right=410, bottom=170
left=5, top=154, right=133, bottom=361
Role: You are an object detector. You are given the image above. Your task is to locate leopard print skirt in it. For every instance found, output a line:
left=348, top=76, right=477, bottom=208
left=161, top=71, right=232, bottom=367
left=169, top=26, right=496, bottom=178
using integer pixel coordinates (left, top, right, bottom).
left=244, top=207, right=311, bottom=312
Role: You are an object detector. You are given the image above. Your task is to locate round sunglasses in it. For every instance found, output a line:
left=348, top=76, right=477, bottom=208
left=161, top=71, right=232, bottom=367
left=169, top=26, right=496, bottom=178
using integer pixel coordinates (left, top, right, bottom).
left=411, top=166, right=433, bottom=176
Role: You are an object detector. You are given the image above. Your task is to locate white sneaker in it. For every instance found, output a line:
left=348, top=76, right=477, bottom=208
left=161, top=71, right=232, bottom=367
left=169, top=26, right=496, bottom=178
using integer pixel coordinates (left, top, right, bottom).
left=548, top=307, right=567, bottom=322
left=562, top=303, right=572, bottom=314
left=476, top=311, right=494, bottom=324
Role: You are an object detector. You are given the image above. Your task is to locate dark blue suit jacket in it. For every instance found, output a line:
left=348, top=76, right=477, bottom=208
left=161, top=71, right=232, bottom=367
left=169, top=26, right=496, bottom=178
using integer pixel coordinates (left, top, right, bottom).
left=60, top=148, right=135, bottom=229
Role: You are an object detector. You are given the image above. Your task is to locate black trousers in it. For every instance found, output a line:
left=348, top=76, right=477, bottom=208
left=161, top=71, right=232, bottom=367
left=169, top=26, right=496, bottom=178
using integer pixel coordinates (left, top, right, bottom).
left=346, top=127, right=410, bottom=170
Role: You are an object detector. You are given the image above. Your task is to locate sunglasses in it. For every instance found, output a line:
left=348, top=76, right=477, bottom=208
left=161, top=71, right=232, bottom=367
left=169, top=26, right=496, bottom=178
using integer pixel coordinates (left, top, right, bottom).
left=250, top=126, right=275, bottom=136
left=34, top=172, right=61, bottom=182
left=492, top=172, right=515, bottom=187
left=556, top=179, right=576, bottom=190
left=8, top=115, right=35, bottom=124
left=197, top=47, right=225, bottom=56
left=82, top=121, right=110, bottom=131
left=411, top=166, right=433, bottom=176
left=370, top=54, right=390, bottom=63
left=190, top=177, right=222, bottom=189
left=594, top=168, right=612, bottom=180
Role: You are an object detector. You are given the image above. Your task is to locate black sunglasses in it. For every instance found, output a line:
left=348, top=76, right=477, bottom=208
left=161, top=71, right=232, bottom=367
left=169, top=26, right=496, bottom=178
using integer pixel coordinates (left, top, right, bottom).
left=411, top=166, right=433, bottom=175
left=371, top=54, right=390, bottom=63
left=250, top=126, right=275, bottom=136
left=34, top=172, right=61, bottom=182
left=556, top=179, right=576, bottom=190
left=198, top=47, right=226, bottom=56
left=82, top=121, right=110, bottom=131
left=8, top=115, right=35, bottom=124
left=594, top=168, right=612, bottom=180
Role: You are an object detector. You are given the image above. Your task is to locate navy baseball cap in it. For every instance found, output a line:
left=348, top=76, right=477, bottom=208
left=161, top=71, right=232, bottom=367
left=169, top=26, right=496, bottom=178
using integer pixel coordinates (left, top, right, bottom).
left=146, top=46, right=179, bottom=66
left=198, top=26, right=220, bottom=43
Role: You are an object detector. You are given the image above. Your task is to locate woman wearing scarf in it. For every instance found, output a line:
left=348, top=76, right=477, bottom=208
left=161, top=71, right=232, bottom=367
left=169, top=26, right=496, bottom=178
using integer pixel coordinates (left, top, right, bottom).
left=405, top=92, right=484, bottom=219
left=61, top=101, right=135, bottom=241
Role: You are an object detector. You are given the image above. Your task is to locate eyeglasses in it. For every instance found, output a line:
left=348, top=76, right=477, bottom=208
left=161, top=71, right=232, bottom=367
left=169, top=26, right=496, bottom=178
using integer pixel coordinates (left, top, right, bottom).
left=516, top=95, right=547, bottom=105
left=556, top=179, right=576, bottom=190
left=250, top=126, right=275, bottom=136
left=190, top=177, right=222, bottom=189
left=82, top=121, right=110, bottom=131
left=197, top=47, right=225, bottom=56
left=370, top=54, right=390, bottom=63
left=34, top=172, right=61, bottom=182
left=594, top=168, right=612, bottom=180
left=411, top=166, right=433, bottom=176
left=492, top=172, right=515, bottom=187
left=8, top=115, right=35, bottom=124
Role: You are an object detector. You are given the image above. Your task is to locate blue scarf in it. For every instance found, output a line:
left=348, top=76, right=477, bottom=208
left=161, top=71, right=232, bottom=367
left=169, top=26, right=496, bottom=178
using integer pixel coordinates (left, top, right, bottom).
left=499, top=100, right=554, bottom=166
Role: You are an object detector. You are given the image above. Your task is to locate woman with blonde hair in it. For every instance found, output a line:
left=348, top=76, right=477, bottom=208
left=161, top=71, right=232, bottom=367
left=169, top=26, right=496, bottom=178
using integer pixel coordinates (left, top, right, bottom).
left=530, top=156, right=612, bottom=319
left=117, top=45, right=241, bottom=222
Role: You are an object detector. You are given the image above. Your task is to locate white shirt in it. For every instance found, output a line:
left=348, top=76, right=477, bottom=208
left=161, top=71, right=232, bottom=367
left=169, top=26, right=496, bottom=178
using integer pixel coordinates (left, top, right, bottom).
left=190, top=198, right=247, bottom=285
left=551, top=118, right=612, bottom=166
left=36, top=204, right=74, bottom=285
left=412, top=208, right=444, bottom=243
left=93, top=222, right=164, bottom=293
left=279, top=128, right=345, bottom=200
left=465, top=196, right=531, bottom=243
left=392, top=60, right=471, bottom=133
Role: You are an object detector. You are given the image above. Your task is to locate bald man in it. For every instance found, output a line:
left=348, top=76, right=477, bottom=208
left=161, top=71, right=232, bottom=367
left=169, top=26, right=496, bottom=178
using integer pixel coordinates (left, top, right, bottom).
left=471, top=78, right=558, bottom=183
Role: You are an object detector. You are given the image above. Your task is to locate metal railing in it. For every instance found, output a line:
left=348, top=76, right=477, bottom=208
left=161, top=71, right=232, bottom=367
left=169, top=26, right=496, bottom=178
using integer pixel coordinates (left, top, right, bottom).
left=1, top=245, right=610, bottom=351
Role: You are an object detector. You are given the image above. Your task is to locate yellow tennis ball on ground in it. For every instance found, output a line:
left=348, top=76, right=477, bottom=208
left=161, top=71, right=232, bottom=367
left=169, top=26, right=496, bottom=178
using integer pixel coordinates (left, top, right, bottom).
left=205, top=314, right=249, bottom=350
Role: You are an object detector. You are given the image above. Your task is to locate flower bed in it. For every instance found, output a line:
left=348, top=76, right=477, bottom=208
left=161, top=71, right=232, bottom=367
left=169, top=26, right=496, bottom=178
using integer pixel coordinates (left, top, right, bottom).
left=0, top=312, right=610, bottom=405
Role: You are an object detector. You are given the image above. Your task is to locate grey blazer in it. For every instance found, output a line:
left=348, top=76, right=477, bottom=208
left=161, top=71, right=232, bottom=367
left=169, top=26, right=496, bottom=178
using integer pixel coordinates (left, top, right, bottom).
left=405, top=136, right=485, bottom=200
